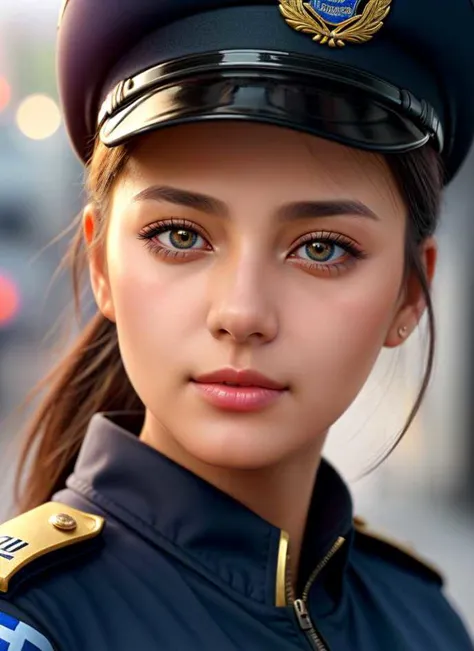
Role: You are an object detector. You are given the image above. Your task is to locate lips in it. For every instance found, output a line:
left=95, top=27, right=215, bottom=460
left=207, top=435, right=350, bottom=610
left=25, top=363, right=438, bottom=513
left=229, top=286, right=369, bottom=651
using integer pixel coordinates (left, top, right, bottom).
left=191, top=368, right=287, bottom=412
left=193, top=368, right=287, bottom=391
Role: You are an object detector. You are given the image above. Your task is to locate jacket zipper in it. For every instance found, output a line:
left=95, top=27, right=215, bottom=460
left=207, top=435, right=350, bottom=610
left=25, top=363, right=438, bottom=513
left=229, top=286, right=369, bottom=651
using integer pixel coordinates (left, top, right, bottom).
left=293, top=599, right=327, bottom=651
left=283, top=536, right=345, bottom=651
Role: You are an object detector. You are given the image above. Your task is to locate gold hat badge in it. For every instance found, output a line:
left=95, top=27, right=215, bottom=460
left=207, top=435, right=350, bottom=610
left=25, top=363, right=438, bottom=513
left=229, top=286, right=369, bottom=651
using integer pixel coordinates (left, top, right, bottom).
left=279, top=0, right=393, bottom=48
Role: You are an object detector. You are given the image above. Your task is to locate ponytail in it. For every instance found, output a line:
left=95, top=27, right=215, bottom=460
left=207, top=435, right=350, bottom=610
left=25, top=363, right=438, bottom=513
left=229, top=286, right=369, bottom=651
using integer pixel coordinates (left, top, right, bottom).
left=15, top=313, right=142, bottom=512
left=14, top=141, right=142, bottom=513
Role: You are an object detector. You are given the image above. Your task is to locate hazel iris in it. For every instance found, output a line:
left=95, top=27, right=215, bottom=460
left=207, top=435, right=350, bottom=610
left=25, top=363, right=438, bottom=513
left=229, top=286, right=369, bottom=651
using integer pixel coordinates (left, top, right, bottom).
left=305, top=242, right=335, bottom=262
left=170, top=230, right=198, bottom=249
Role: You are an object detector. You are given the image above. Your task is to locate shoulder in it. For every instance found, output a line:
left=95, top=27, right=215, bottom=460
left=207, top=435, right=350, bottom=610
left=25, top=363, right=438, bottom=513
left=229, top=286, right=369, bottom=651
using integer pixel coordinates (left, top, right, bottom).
left=0, top=502, right=105, bottom=651
left=352, top=515, right=444, bottom=584
left=0, top=502, right=104, bottom=595
left=351, top=517, right=474, bottom=649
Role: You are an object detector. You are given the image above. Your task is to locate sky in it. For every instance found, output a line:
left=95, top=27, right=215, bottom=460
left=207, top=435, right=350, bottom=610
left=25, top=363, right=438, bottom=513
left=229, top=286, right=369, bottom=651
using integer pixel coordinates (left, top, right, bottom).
left=0, top=0, right=59, bottom=27
left=1, top=0, right=58, bottom=11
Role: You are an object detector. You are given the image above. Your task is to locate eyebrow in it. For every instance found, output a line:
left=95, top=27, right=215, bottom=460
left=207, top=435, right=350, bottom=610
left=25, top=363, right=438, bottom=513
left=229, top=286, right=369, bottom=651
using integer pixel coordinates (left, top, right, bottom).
left=132, top=185, right=378, bottom=222
left=276, top=199, right=379, bottom=222
left=132, top=185, right=228, bottom=216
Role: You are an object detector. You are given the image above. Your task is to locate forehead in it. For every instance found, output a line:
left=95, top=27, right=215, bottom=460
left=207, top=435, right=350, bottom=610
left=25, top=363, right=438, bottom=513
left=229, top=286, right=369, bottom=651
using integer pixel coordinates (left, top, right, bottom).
left=119, top=122, right=402, bottom=210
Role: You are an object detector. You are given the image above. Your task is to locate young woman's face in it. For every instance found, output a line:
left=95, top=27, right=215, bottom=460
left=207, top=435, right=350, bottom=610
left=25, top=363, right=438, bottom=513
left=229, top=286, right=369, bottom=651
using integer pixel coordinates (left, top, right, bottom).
left=91, top=122, right=427, bottom=470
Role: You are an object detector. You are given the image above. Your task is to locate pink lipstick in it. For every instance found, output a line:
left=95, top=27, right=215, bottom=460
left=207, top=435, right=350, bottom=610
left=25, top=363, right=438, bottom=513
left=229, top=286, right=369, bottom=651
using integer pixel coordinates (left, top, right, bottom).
left=192, top=368, right=287, bottom=412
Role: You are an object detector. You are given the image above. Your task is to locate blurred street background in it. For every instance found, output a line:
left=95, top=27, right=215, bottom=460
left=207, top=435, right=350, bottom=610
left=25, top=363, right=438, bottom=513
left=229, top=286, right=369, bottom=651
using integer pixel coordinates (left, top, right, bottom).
left=0, top=0, right=473, bottom=637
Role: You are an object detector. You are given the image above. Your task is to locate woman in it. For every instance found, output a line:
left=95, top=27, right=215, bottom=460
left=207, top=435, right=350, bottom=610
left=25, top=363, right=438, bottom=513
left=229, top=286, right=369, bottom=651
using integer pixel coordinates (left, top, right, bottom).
left=0, top=0, right=473, bottom=649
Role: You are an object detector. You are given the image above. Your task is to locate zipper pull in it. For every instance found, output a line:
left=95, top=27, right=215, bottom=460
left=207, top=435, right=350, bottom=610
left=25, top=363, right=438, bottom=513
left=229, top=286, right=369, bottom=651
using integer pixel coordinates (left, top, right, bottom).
left=294, top=600, right=328, bottom=651
left=294, top=599, right=313, bottom=631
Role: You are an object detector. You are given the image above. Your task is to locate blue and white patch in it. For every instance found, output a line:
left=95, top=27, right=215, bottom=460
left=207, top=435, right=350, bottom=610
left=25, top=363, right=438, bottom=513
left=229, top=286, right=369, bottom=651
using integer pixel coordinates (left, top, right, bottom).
left=0, top=611, right=54, bottom=651
left=309, top=0, right=363, bottom=25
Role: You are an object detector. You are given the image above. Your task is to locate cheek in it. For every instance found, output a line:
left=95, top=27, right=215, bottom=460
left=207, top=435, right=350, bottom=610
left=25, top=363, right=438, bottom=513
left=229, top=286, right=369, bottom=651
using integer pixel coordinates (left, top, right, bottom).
left=105, top=228, right=204, bottom=383
left=287, top=256, right=404, bottom=397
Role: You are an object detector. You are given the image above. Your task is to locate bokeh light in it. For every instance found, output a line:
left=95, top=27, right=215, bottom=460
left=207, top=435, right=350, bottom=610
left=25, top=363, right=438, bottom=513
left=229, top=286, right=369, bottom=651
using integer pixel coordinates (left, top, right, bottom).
left=0, top=76, right=11, bottom=113
left=16, top=93, right=61, bottom=140
left=0, top=274, right=20, bottom=326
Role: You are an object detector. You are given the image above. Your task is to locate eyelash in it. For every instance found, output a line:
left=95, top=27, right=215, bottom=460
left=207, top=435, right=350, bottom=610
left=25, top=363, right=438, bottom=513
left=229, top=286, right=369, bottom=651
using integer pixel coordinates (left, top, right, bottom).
left=137, top=218, right=367, bottom=275
left=138, top=219, right=211, bottom=259
left=290, top=230, right=367, bottom=275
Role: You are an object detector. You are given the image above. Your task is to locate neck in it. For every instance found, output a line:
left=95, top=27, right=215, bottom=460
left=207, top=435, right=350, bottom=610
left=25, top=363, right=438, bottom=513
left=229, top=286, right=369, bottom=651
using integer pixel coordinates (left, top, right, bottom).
left=140, top=411, right=326, bottom=584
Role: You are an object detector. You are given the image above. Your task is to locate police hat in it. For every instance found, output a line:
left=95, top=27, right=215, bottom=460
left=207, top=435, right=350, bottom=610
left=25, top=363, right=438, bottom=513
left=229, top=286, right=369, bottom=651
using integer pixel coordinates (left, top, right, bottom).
left=57, top=0, right=474, bottom=181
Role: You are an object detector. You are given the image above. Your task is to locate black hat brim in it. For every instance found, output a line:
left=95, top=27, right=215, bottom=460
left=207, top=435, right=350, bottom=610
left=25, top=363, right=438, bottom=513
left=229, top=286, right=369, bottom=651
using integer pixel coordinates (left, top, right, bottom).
left=99, top=49, right=437, bottom=156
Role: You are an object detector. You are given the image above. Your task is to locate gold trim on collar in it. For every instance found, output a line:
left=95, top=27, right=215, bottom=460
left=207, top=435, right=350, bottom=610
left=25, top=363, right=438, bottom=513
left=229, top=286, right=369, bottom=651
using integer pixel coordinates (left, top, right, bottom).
left=275, top=530, right=290, bottom=607
left=0, top=502, right=104, bottom=593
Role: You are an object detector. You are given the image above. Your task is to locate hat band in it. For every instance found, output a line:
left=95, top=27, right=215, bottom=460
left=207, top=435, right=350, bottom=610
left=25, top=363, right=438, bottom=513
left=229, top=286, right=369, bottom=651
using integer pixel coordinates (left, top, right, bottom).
left=98, top=50, right=443, bottom=155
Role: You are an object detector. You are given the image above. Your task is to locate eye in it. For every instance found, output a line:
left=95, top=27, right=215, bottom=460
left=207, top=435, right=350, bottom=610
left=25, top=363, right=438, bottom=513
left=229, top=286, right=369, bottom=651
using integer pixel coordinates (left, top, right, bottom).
left=289, top=231, right=366, bottom=273
left=157, top=227, right=206, bottom=250
left=296, top=240, right=346, bottom=264
left=138, top=219, right=212, bottom=257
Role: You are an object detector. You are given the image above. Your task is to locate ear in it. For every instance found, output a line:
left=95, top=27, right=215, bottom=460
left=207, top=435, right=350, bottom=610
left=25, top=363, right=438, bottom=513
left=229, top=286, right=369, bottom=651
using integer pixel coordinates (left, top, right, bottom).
left=83, top=203, right=116, bottom=323
left=384, top=237, right=437, bottom=348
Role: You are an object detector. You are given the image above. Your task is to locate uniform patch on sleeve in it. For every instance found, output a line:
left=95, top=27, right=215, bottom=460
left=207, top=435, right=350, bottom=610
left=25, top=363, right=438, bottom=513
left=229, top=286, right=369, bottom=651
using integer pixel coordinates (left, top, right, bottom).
left=0, top=611, right=54, bottom=651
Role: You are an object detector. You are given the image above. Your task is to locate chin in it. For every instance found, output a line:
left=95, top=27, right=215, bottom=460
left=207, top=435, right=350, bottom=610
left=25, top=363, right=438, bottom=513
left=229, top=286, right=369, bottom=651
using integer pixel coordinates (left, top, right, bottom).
left=176, top=426, right=298, bottom=471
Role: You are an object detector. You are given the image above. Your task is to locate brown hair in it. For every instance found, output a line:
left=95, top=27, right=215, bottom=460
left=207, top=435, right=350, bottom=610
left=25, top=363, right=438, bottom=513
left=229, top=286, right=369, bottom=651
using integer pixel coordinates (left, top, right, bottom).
left=14, top=139, right=443, bottom=513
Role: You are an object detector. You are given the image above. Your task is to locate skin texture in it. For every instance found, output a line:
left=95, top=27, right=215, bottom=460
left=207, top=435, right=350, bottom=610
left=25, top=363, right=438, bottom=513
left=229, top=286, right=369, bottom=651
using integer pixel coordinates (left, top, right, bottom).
left=85, top=122, right=437, bottom=578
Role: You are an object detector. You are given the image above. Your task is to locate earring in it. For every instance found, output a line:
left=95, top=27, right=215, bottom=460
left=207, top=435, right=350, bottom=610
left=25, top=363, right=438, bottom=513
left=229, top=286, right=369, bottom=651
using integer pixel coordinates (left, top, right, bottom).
left=398, top=325, right=408, bottom=339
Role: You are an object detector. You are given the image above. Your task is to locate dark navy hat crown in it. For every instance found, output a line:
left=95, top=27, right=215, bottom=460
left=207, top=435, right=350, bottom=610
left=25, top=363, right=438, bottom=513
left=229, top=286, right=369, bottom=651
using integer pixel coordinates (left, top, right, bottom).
left=57, top=0, right=474, bottom=181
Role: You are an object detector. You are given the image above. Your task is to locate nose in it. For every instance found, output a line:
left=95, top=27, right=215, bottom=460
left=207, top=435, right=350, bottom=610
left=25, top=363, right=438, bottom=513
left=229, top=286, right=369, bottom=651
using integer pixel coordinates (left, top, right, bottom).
left=206, top=252, right=279, bottom=346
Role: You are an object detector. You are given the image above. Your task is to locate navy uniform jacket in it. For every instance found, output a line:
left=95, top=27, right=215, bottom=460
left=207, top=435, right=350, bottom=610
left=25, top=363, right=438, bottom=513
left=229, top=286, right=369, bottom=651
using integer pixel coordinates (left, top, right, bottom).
left=0, top=412, right=472, bottom=650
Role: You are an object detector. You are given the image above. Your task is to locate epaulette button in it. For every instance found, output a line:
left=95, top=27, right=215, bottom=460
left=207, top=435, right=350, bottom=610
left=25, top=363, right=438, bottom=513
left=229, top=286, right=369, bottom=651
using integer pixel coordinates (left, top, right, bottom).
left=49, top=513, right=77, bottom=532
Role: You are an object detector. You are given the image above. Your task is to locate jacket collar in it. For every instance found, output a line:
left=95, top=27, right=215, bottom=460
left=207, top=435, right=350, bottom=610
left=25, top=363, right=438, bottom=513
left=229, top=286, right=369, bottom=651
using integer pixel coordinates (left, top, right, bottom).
left=65, top=412, right=354, bottom=608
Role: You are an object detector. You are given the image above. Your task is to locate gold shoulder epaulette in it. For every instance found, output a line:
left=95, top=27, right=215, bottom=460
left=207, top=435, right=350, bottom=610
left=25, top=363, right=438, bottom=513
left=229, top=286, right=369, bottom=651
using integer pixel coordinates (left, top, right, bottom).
left=0, top=502, right=105, bottom=593
left=353, top=516, right=444, bottom=584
